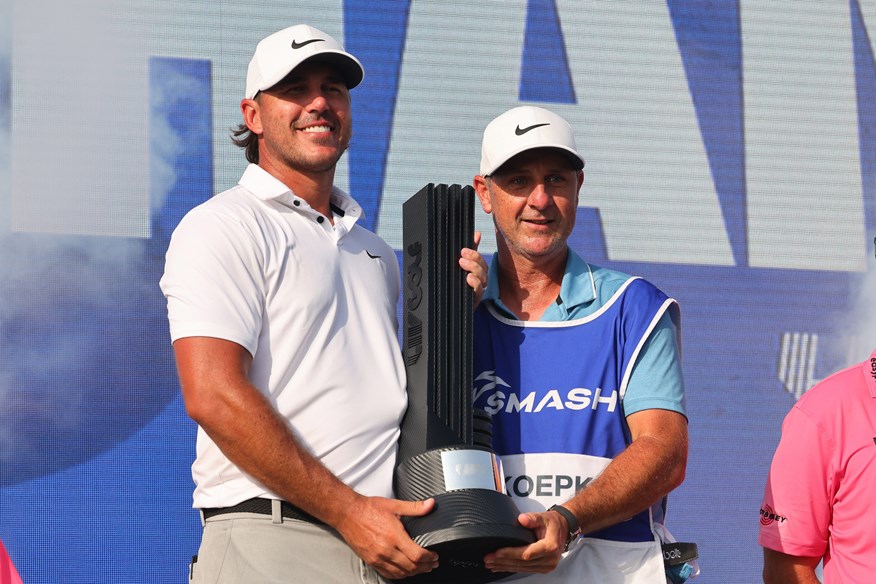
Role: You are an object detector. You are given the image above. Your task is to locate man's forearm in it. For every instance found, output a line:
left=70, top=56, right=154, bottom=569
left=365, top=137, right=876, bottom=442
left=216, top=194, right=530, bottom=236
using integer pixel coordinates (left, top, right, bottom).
left=193, top=378, right=360, bottom=525
left=175, top=336, right=360, bottom=526
left=563, top=409, right=688, bottom=534
left=190, top=371, right=443, bottom=580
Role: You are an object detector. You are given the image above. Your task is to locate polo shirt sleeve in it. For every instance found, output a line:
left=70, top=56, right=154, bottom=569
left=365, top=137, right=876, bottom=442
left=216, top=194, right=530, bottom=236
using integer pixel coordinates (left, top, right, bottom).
left=160, top=205, right=265, bottom=356
left=758, top=404, right=831, bottom=557
left=623, top=307, right=686, bottom=417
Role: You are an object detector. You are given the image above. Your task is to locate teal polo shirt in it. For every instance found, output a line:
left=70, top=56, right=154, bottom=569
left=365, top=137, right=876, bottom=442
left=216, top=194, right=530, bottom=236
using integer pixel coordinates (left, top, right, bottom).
left=481, top=248, right=686, bottom=417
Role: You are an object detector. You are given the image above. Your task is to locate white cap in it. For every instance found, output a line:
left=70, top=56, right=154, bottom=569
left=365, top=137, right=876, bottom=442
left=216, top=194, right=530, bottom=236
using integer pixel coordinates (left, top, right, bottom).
left=245, top=24, right=364, bottom=99
left=479, top=106, right=585, bottom=176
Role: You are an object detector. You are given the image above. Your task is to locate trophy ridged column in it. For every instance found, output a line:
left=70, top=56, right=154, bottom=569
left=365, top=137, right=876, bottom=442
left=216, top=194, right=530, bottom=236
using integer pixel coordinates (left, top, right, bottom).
left=396, top=184, right=533, bottom=584
left=399, top=183, right=474, bottom=459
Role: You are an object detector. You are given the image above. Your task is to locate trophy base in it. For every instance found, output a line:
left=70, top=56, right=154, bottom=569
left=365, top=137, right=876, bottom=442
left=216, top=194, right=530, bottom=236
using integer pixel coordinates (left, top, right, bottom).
left=400, top=490, right=535, bottom=583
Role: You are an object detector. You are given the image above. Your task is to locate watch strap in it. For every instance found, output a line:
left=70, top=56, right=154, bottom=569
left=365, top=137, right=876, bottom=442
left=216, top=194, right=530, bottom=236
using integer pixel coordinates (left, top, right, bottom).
left=548, top=504, right=581, bottom=550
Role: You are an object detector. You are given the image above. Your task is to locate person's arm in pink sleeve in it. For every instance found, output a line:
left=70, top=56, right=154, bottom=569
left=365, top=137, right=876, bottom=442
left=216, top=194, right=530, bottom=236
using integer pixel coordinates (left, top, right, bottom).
left=759, top=404, right=832, bottom=559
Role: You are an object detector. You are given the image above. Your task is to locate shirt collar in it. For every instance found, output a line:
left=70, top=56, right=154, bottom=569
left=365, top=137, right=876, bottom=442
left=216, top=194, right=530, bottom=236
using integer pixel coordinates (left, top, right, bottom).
left=558, top=249, right=596, bottom=309
left=482, top=247, right=596, bottom=320
left=238, top=163, right=364, bottom=223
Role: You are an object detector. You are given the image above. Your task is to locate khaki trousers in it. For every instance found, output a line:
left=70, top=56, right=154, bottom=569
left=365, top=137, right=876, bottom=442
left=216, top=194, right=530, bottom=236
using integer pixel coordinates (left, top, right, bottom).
left=191, top=510, right=383, bottom=584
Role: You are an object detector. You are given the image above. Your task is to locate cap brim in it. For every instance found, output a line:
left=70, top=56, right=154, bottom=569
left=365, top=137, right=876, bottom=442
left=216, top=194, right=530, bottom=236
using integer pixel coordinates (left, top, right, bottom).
left=303, top=52, right=364, bottom=89
left=485, top=145, right=585, bottom=176
left=250, top=51, right=364, bottom=99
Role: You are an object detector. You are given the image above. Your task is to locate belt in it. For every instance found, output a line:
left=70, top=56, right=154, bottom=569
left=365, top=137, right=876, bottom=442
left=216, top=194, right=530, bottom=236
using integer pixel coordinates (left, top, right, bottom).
left=201, top=497, right=323, bottom=525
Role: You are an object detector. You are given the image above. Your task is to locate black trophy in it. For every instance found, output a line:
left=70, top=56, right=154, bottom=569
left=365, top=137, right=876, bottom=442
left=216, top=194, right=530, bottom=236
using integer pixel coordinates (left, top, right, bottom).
left=396, top=184, right=534, bottom=583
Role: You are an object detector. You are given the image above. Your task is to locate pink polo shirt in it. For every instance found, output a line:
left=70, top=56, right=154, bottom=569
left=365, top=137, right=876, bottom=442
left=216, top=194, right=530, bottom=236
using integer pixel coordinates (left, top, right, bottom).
left=759, top=349, right=876, bottom=582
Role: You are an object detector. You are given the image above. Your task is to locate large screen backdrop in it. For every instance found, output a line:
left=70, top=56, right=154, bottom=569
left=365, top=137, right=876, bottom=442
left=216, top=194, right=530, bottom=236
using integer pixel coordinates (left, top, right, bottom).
left=2, top=1, right=875, bottom=582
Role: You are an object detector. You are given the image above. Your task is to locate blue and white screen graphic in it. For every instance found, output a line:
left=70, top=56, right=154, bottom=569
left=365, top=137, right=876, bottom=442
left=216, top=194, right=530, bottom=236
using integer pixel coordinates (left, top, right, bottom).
left=2, top=1, right=875, bottom=582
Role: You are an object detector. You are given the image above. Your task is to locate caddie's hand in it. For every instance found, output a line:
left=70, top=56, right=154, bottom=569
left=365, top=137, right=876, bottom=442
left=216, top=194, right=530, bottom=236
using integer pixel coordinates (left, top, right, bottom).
left=337, top=496, right=439, bottom=580
left=483, top=511, right=566, bottom=574
left=459, top=231, right=487, bottom=308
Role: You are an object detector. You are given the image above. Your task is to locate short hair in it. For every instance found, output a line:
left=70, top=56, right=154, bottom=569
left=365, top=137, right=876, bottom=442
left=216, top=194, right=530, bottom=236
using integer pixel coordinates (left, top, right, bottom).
left=231, top=122, right=259, bottom=164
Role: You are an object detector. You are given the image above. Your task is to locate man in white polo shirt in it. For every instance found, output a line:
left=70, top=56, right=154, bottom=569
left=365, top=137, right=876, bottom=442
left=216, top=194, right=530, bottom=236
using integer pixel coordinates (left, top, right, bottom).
left=160, top=24, right=485, bottom=583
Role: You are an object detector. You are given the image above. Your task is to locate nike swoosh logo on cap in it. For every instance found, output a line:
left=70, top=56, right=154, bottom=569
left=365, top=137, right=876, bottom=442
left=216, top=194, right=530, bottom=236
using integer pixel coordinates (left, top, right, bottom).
left=515, top=123, right=549, bottom=135
left=366, top=250, right=382, bottom=259
left=291, top=39, right=324, bottom=49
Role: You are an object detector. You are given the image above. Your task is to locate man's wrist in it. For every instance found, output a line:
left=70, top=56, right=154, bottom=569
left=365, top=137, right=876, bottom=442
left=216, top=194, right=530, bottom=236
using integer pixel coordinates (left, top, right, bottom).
left=548, top=504, right=581, bottom=551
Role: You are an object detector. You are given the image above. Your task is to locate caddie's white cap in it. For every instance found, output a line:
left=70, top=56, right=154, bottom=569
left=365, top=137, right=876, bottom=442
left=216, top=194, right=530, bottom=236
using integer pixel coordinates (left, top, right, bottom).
left=245, top=24, right=364, bottom=99
left=480, top=106, right=585, bottom=176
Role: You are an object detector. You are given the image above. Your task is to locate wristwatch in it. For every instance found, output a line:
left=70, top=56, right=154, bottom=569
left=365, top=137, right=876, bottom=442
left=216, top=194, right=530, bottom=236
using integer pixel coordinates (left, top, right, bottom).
left=548, top=504, right=581, bottom=551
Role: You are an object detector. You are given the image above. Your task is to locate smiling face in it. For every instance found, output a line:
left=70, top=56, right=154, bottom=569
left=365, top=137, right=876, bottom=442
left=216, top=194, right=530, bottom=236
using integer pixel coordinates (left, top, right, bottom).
left=474, top=148, right=584, bottom=265
left=241, top=61, right=352, bottom=178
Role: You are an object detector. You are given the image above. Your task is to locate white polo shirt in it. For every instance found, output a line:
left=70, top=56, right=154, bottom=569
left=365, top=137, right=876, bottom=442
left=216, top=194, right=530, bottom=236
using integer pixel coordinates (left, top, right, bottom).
left=160, top=164, right=407, bottom=508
